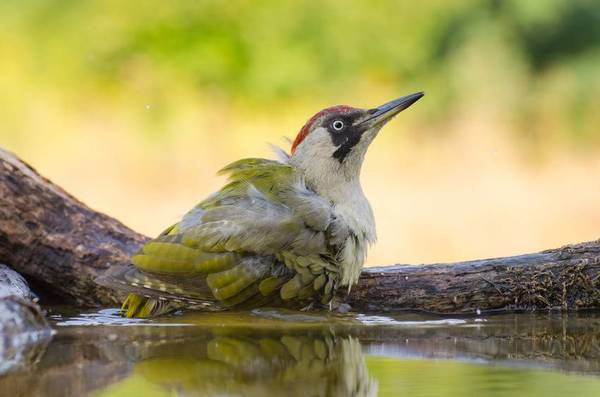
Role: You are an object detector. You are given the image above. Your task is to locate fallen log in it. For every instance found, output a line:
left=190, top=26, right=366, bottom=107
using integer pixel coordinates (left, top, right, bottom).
left=348, top=242, right=600, bottom=313
left=0, top=148, right=145, bottom=307
left=1, top=147, right=599, bottom=313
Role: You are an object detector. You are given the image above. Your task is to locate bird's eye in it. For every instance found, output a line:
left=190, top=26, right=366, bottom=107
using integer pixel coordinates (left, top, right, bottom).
left=332, top=120, right=345, bottom=131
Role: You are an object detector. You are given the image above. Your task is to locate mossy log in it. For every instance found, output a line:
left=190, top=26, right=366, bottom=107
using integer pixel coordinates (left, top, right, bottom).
left=348, top=243, right=600, bottom=313
left=1, top=147, right=599, bottom=314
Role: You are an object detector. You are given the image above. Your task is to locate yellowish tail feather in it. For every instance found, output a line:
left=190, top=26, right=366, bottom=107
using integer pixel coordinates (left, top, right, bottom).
left=122, top=294, right=183, bottom=318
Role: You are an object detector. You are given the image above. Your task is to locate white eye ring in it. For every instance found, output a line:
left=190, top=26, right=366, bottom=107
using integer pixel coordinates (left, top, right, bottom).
left=332, top=120, right=344, bottom=131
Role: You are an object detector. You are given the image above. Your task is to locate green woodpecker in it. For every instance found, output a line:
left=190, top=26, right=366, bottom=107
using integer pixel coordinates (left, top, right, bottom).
left=101, top=92, right=424, bottom=317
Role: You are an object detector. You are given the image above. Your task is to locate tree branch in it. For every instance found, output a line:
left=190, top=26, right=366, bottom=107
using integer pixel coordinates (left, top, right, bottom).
left=1, top=147, right=599, bottom=313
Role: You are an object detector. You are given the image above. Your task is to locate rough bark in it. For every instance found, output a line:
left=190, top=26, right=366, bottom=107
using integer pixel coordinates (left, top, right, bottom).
left=0, top=148, right=146, bottom=307
left=348, top=240, right=600, bottom=314
left=1, top=147, right=599, bottom=313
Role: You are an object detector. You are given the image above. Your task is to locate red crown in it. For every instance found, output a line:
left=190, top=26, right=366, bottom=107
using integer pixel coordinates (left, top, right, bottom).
left=291, top=105, right=355, bottom=154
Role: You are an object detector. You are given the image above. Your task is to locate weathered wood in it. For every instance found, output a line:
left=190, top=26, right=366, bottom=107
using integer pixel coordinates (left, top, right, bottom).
left=1, top=147, right=599, bottom=313
left=0, top=148, right=146, bottom=307
left=349, top=241, right=600, bottom=313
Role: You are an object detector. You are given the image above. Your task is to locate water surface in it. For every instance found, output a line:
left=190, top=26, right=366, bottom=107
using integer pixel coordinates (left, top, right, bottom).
left=2, top=309, right=600, bottom=396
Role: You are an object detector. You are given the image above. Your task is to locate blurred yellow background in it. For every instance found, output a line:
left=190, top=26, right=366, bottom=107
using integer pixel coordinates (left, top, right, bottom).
left=1, top=0, right=598, bottom=266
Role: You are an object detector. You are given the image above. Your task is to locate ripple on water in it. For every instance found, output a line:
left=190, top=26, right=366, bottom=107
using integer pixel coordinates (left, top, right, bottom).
left=50, top=307, right=488, bottom=329
left=50, top=308, right=192, bottom=327
left=355, top=314, right=483, bottom=327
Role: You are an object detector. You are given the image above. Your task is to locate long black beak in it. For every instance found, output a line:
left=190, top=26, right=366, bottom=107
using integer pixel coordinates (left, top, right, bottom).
left=361, top=92, right=424, bottom=126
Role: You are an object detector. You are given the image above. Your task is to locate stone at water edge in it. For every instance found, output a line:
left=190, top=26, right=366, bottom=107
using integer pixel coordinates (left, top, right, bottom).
left=0, top=264, right=53, bottom=375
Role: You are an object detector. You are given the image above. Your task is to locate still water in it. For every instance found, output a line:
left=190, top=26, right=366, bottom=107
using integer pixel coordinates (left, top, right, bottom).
left=2, top=309, right=600, bottom=396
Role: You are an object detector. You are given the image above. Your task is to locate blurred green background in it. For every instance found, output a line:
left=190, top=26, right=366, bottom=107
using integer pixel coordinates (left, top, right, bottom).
left=1, top=0, right=599, bottom=265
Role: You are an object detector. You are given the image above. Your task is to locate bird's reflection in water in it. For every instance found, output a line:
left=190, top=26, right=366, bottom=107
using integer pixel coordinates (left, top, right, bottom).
left=125, top=333, right=377, bottom=397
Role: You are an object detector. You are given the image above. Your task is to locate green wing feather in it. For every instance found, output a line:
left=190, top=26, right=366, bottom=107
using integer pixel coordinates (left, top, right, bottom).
left=103, top=158, right=336, bottom=317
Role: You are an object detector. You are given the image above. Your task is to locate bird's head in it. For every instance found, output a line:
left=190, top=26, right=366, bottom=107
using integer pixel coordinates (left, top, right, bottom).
left=289, top=92, right=424, bottom=193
